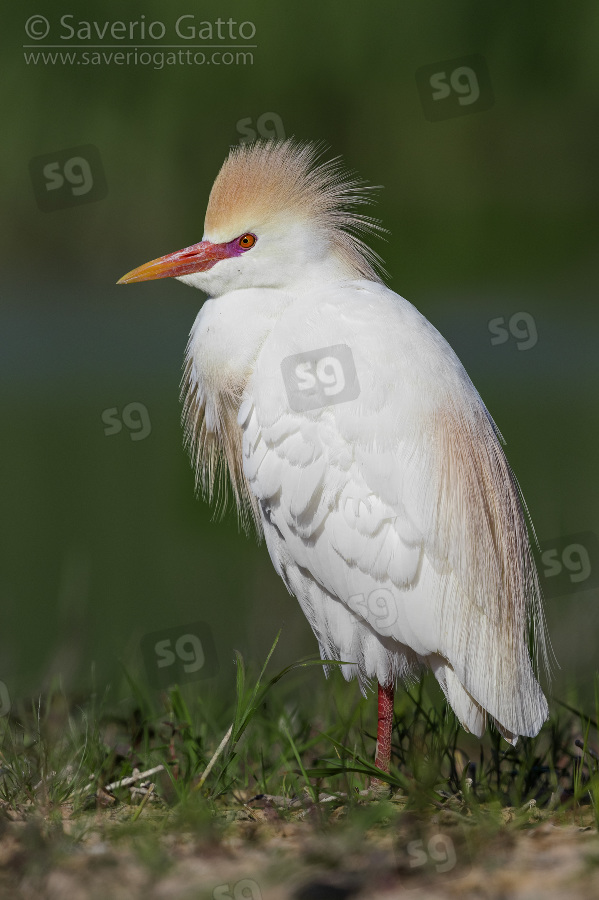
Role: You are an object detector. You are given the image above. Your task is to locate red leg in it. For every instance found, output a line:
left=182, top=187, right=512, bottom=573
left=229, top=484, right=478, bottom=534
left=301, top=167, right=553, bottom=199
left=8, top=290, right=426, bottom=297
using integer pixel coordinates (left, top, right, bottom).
left=374, top=681, right=395, bottom=773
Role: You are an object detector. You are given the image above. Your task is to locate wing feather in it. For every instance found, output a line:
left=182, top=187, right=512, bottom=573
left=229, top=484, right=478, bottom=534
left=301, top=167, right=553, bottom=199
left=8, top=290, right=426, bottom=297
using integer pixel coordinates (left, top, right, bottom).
left=207, top=280, right=549, bottom=740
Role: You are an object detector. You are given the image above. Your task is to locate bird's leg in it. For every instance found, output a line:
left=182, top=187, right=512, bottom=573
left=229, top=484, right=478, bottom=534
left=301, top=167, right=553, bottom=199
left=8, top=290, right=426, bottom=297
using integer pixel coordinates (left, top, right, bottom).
left=372, top=680, right=395, bottom=785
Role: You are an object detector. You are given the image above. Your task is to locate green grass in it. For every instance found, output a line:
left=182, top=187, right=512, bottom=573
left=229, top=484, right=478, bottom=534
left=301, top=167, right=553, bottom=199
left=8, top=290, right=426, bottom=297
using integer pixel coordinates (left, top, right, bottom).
left=0, top=636, right=597, bottom=897
left=1, top=637, right=598, bottom=819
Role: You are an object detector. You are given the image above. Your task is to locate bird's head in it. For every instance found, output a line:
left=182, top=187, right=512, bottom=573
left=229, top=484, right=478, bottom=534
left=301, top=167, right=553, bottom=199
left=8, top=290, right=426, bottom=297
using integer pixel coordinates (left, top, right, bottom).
left=117, top=140, right=385, bottom=296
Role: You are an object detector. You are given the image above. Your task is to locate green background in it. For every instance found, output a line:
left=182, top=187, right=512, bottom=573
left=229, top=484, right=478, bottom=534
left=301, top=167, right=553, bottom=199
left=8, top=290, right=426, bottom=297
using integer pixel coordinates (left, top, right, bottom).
left=2, top=1, right=598, bottom=710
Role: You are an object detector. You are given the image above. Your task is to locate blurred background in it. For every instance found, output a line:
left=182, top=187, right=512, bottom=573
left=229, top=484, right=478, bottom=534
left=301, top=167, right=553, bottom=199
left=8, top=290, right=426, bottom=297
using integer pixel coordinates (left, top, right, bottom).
left=2, top=0, right=598, bottom=713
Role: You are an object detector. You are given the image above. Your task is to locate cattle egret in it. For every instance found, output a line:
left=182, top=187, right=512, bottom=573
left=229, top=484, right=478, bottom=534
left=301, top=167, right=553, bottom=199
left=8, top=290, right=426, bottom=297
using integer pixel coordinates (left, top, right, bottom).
left=118, top=140, right=550, bottom=776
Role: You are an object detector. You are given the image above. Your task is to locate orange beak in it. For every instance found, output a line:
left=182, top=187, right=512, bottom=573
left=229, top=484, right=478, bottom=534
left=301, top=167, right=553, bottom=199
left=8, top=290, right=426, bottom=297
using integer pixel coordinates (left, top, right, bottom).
left=117, top=240, right=233, bottom=284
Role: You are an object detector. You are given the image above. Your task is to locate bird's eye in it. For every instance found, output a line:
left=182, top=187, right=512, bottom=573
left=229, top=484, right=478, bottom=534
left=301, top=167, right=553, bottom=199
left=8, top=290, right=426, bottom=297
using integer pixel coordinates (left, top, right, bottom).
left=238, top=233, right=256, bottom=250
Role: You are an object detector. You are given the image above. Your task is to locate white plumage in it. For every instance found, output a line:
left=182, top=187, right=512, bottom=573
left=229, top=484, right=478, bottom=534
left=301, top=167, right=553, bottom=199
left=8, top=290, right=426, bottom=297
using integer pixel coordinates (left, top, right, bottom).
left=119, top=140, right=550, bottom=763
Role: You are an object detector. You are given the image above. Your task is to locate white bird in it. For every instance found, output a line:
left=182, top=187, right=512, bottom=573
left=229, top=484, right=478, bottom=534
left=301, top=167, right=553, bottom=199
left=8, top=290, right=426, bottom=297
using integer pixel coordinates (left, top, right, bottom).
left=118, top=140, right=550, bottom=775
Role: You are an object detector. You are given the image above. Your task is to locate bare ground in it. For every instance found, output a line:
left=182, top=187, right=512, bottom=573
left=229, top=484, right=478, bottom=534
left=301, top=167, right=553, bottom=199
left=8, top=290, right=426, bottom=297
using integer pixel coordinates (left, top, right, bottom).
left=0, top=798, right=597, bottom=900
